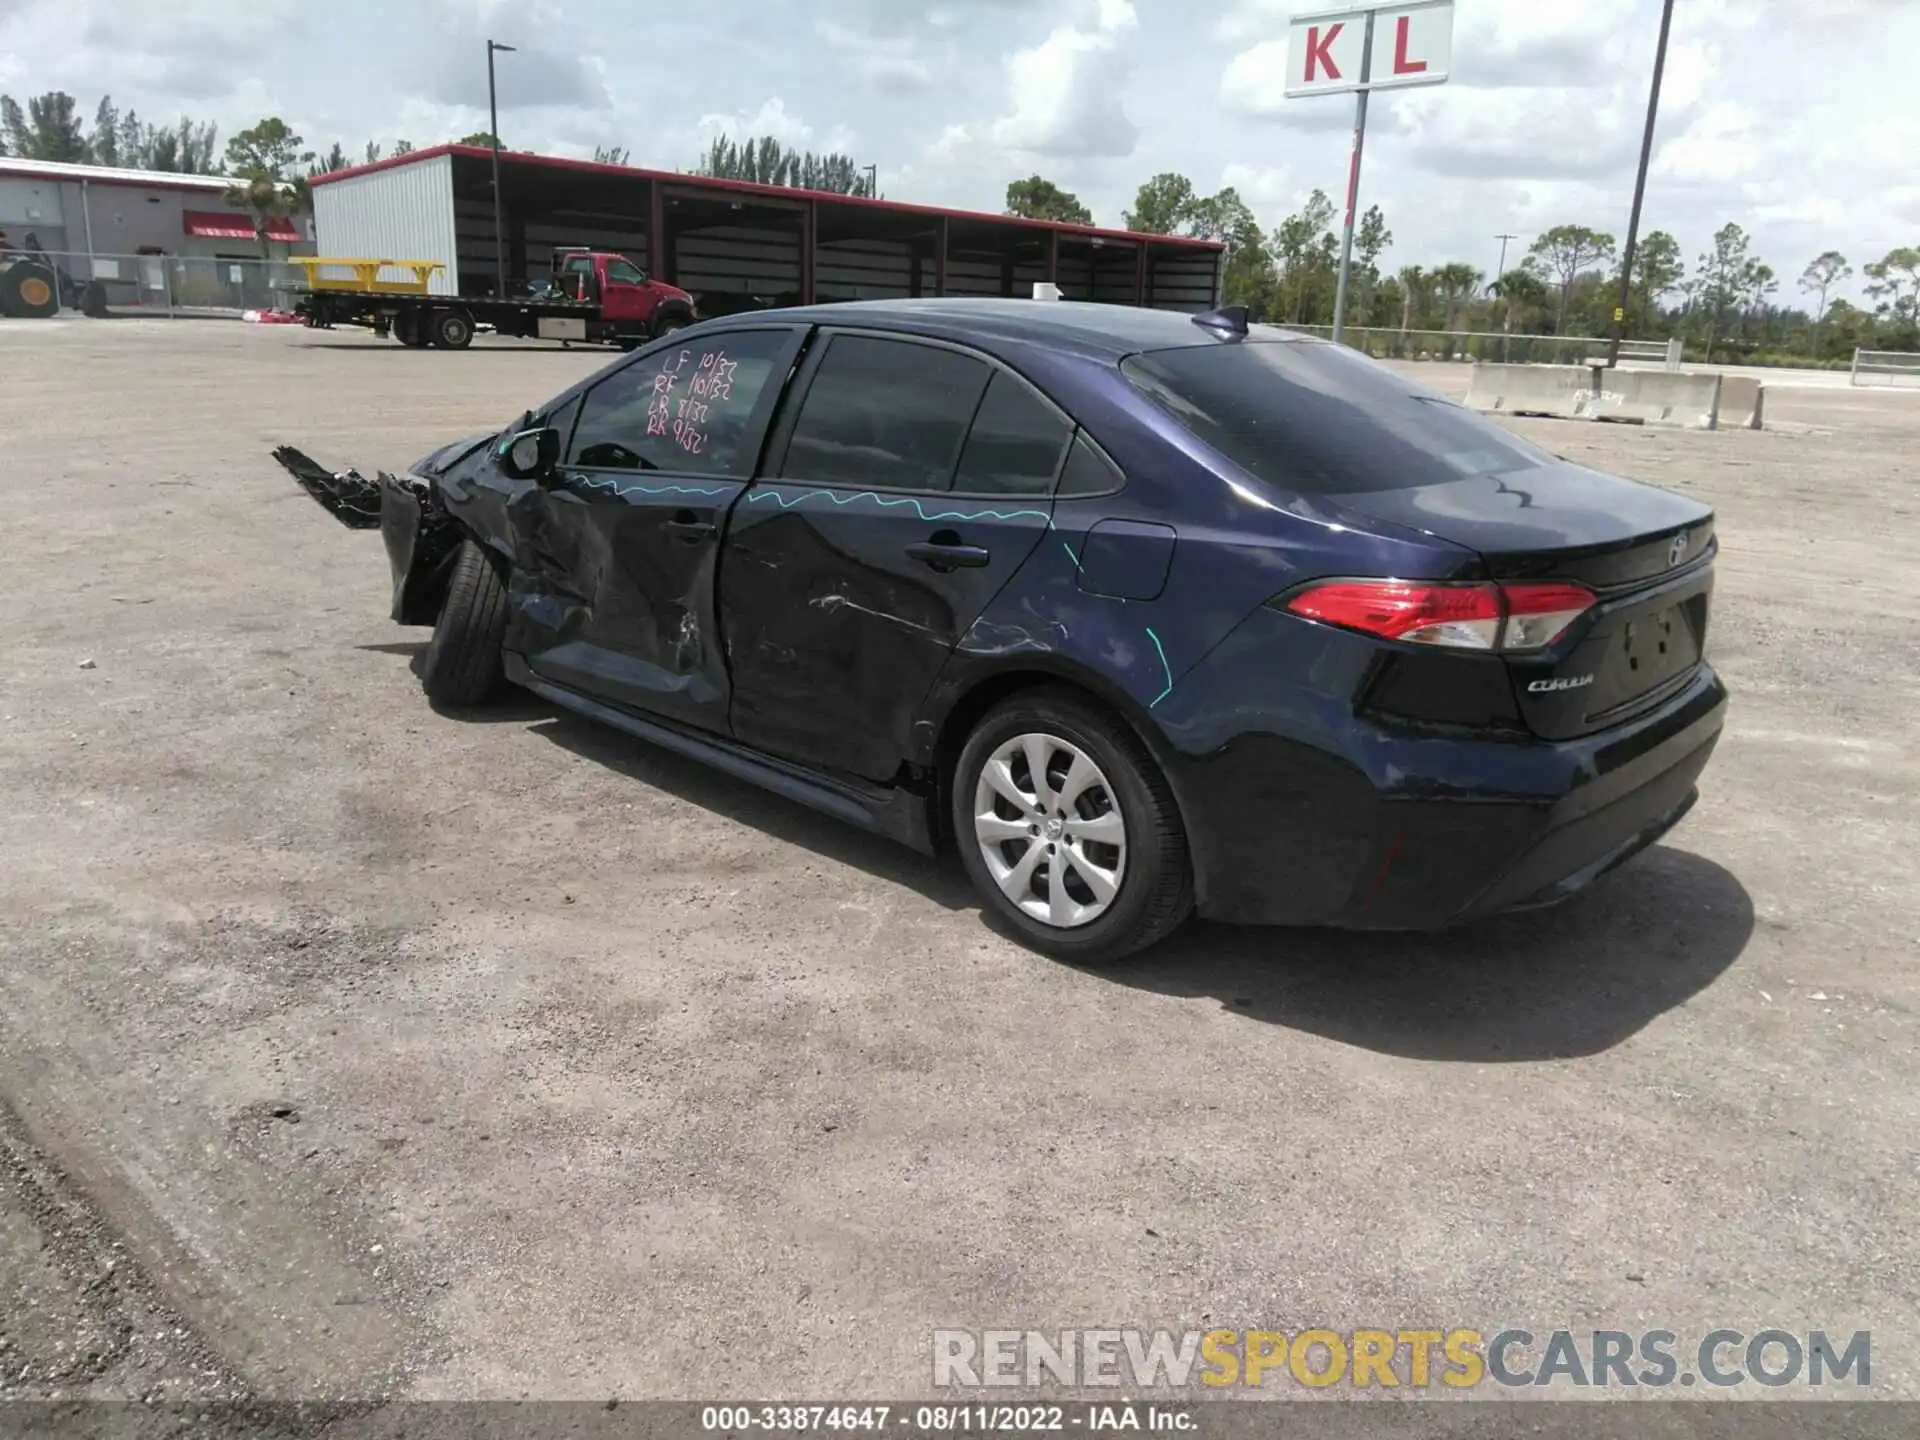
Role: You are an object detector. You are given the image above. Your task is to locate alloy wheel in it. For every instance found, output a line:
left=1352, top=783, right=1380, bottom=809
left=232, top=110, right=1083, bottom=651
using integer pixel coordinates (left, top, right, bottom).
left=973, top=731, right=1127, bottom=929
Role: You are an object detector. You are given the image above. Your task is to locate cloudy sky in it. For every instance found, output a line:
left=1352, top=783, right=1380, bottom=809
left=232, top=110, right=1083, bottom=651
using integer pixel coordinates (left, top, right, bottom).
left=3, top=0, right=1916, bottom=300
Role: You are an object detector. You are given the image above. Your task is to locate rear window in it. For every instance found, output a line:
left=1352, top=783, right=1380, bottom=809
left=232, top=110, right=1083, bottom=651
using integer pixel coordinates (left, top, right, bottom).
left=1121, top=339, right=1553, bottom=494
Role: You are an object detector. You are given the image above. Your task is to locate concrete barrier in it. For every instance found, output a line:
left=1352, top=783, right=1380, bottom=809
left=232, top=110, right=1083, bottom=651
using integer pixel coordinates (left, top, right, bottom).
left=1582, top=369, right=1724, bottom=430
left=1462, top=364, right=1599, bottom=420
left=1465, top=363, right=1736, bottom=430
left=1716, top=375, right=1766, bottom=430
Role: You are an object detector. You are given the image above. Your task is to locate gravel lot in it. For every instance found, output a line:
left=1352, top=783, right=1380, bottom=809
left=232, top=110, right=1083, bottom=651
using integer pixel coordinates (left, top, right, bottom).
left=1, top=317, right=1915, bottom=1412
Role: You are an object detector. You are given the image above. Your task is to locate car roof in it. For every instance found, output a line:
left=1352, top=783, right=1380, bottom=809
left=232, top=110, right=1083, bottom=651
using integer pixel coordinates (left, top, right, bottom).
left=698, top=298, right=1314, bottom=363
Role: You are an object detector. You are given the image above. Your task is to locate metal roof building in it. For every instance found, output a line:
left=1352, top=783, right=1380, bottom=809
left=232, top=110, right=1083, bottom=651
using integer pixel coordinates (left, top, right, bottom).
left=0, top=157, right=312, bottom=268
left=308, top=144, right=1224, bottom=314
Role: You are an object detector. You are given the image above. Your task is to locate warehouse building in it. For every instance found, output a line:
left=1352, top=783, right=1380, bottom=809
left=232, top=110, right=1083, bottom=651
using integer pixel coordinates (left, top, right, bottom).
left=0, top=156, right=312, bottom=266
left=0, top=156, right=315, bottom=310
left=309, top=145, right=1223, bottom=314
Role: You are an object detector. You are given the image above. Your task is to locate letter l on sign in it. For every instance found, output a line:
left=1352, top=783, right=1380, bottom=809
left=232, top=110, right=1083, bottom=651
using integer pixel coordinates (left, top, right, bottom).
left=1393, top=15, right=1427, bottom=74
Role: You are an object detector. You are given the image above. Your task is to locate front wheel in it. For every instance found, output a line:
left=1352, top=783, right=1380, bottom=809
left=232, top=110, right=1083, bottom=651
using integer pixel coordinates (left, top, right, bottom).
left=420, top=540, right=508, bottom=707
left=952, top=691, right=1193, bottom=965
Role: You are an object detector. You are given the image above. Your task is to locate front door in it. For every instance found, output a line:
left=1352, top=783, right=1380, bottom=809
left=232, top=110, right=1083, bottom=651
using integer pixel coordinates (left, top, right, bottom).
left=510, top=325, right=804, bottom=734
left=722, top=331, right=1072, bottom=782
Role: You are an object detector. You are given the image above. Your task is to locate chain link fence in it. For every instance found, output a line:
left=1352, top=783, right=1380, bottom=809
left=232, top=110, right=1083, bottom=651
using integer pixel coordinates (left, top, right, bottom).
left=18, top=251, right=311, bottom=317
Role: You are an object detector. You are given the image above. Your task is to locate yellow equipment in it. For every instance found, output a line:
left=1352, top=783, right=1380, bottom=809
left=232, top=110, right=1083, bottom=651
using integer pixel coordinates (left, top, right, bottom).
left=290, top=257, right=445, bottom=295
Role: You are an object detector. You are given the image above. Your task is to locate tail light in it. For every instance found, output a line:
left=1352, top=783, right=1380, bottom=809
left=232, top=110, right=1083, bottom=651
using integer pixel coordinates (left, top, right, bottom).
left=1285, top=579, right=1595, bottom=653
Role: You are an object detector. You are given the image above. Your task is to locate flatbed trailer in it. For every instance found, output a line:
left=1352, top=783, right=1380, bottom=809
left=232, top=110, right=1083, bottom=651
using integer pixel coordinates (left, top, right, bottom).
left=286, top=250, right=698, bottom=351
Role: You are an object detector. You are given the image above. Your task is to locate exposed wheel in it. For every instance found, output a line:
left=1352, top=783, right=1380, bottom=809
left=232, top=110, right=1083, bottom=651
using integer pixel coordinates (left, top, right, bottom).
left=428, top=307, right=475, bottom=349
left=393, top=310, right=429, bottom=347
left=652, top=312, right=689, bottom=339
left=1, top=262, right=60, bottom=318
left=420, top=540, right=509, bottom=707
left=952, top=690, right=1192, bottom=964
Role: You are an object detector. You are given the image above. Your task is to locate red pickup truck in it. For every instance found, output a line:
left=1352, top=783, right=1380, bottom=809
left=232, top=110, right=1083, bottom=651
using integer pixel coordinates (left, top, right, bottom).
left=292, top=247, right=699, bottom=351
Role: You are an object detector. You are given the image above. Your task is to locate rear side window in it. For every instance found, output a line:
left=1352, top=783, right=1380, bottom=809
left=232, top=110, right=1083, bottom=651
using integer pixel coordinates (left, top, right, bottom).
left=781, top=335, right=992, bottom=492
left=567, top=329, right=791, bottom=478
left=1121, top=340, right=1554, bottom=494
left=952, top=372, right=1072, bottom=496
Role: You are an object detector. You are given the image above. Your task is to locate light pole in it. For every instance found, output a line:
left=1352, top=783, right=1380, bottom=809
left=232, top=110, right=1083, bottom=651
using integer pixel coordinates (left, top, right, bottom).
left=1494, top=232, right=1518, bottom=358
left=487, top=39, right=516, bottom=299
left=1494, top=233, right=1517, bottom=290
left=863, top=164, right=877, bottom=198
left=1607, top=0, right=1676, bottom=367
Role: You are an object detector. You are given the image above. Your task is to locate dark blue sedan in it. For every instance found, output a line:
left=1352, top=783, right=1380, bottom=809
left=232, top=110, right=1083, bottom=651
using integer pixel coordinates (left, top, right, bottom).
left=289, top=299, right=1727, bottom=964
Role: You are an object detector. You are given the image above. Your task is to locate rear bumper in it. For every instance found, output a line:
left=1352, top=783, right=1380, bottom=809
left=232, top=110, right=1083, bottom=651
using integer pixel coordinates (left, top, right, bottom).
left=1158, top=643, right=1728, bottom=930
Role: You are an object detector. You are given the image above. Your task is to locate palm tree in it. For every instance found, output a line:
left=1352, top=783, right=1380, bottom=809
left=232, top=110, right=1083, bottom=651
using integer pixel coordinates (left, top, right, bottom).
left=1431, top=263, right=1483, bottom=332
left=1396, top=265, right=1427, bottom=335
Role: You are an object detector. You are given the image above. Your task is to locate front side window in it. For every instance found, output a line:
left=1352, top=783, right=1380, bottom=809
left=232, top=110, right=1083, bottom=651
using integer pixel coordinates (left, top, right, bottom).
left=781, top=335, right=992, bottom=492
left=604, top=259, right=646, bottom=285
left=566, top=330, right=791, bottom=478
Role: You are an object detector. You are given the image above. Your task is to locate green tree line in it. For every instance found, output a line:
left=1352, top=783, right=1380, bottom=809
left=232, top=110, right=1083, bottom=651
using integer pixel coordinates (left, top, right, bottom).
left=1008, top=169, right=1920, bottom=363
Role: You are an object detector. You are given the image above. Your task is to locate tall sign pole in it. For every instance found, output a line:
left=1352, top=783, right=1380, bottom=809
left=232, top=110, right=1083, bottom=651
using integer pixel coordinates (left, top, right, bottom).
left=1606, top=0, right=1676, bottom=368
left=1329, top=10, right=1375, bottom=345
left=1287, top=1, right=1454, bottom=345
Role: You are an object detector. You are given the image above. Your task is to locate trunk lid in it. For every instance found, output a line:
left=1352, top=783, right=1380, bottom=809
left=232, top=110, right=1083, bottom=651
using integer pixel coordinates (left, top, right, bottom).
left=1327, top=460, right=1717, bottom=740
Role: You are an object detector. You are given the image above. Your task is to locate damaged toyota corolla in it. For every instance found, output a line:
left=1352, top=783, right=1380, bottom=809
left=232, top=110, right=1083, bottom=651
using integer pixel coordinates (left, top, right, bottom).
left=278, top=299, right=1728, bottom=964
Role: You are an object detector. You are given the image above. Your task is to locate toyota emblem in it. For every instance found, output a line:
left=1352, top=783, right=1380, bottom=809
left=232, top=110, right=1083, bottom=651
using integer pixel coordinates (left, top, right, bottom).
left=1669, top=533, right=1689, bottom=567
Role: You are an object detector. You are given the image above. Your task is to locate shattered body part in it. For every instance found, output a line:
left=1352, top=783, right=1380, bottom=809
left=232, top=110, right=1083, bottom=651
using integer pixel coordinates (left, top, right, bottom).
left=270, top=445, right=390, bottom=529
left=272, top=442, right=476, bottom=624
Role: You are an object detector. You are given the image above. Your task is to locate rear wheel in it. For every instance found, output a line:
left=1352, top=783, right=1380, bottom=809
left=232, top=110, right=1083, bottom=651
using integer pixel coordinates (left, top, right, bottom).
left=393, top=310, right=429, bottom=347
left=420, top=540, right=509, bottom=707
left=952, top=691, right=1193, bottom=965
left=428, top=307, right=474, bottom=349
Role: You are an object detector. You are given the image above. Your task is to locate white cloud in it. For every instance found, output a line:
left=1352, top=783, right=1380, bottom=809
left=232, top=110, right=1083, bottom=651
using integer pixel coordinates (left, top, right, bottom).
left=988, top=0, right=1139, bottom=158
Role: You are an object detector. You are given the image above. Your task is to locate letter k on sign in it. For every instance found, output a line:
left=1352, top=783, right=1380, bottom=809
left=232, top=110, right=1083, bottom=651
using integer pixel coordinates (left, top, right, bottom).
left=1305, top=22, right=1344, bottom=82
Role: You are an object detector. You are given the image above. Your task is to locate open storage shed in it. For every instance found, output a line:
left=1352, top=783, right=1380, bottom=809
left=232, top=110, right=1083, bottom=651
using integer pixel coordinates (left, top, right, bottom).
left=309, top=145, right=1223, bottom=315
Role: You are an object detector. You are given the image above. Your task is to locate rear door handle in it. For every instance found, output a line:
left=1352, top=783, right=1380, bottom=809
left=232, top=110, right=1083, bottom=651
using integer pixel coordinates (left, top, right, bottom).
left=906, top=541, right=991, bottom=570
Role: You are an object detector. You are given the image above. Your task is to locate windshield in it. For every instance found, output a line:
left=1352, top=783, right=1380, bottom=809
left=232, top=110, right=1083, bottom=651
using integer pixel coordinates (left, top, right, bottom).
left=1121, top=339, right=1555, bottom=495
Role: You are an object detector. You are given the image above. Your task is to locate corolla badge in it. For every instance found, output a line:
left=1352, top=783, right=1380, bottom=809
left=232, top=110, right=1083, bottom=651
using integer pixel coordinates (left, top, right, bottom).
left=1528, top=675, right=1595, bottom=693
left=1669, top=532, right=1690, bottom=567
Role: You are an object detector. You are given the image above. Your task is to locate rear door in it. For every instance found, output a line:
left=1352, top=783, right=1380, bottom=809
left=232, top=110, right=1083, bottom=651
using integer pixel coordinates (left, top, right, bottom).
left=722, top=331, right=1070, bottom=781
left=510, top=325, right=805, bottom=734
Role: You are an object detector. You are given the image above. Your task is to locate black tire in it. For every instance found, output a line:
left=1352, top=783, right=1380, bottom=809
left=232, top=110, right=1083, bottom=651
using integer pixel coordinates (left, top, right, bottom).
left=394, top=310, right=430, bottom=347
left=1, top=262, right=60, bottom=319
left=420, top=540, right=509, bottom=707
left=428, top=307, right=475, bottom=349
left=652, top=311, right=689, bottom=339
left=952, top=689, right=1193, bottom=965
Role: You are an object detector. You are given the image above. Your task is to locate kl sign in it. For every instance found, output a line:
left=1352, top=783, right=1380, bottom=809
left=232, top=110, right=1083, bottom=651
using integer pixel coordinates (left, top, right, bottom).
left=1286, top=0, right=1454, bottom=97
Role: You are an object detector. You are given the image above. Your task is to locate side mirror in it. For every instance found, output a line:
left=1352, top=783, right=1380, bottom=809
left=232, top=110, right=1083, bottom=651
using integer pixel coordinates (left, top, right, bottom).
left=496, top=426, right=560, bottom=480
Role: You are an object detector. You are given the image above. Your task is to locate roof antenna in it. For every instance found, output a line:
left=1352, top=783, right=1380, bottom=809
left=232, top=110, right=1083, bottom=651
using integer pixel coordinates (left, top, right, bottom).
left=1192, top=305, right=1250, bottom=338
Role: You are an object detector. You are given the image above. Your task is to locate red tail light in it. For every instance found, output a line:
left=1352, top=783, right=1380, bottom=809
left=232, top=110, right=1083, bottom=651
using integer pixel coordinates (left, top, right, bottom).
left=1285, top=579, right=1595, bottom=652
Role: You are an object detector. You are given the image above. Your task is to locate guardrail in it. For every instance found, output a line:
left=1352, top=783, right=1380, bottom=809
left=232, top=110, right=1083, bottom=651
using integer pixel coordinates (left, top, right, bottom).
left=1850, top=348, right=1920, bottom=388
left=1287, top=325, right=1685, bottom=369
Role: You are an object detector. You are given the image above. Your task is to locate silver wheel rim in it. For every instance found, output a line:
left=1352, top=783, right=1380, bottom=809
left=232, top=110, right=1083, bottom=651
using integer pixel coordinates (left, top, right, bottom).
left=973, top=732, right=1127, bottom=929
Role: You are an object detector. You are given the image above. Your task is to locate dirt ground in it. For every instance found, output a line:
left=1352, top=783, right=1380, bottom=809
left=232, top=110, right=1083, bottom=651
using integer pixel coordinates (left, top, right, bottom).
left=0, top=317, right=1915, bottom=1412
